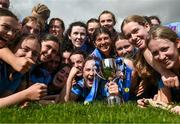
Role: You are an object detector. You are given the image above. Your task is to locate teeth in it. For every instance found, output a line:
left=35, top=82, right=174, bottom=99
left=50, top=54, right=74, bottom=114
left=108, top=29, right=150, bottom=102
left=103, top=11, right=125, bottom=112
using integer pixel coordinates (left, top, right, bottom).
left=44, top=54, right=49, bottom=59
left=53, top=32, right=57, bottom=35
left=137, top=41, right=140, bottom=45
left=164, top=60, right=169, bottom=64
left=0, top=36, right=8, bottom=42
left=101, top=46, right=108, bottom=49
left=137, top=39, right=141, bottom=46
left=76, top=40, right=82, bottom=42
left=88, top=77, right=93, bottom=81
left=57, top=77, right=62, bottom=82
left=43, top=54, right=47, bottom=57
left=161, top=59, right=169, bottom=65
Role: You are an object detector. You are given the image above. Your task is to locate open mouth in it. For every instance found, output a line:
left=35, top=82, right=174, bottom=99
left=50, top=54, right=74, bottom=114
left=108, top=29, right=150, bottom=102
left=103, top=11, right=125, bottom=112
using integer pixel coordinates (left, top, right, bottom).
left=101, top=45, right=109, bottom=50
left=0, top=35, right=8, bottom=46
left=162, top=59, right=170, bottom=65
left=57, top=76, right=63, bottom=83
left=75, top=40, right=83, bottom=44
left=136, top=39, right=142, bottom=47
left=52, top=31, right=58, bottom=36
left=0, top=35, right=8, bottom=41
left=87, top=77, right=94, bottom=84
left=103, top=25, right=110, bottom=29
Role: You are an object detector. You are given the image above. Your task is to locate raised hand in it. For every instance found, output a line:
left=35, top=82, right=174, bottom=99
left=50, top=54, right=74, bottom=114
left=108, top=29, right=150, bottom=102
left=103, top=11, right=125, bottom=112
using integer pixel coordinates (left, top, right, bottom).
left=69, top=66, right=80, bottom=78
left=12, top=57, right=35, bottom=73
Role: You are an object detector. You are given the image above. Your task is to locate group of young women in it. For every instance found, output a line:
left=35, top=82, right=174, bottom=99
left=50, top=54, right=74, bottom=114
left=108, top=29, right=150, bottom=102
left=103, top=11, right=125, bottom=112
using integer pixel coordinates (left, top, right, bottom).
left=0, top=2, right=180, bottom=114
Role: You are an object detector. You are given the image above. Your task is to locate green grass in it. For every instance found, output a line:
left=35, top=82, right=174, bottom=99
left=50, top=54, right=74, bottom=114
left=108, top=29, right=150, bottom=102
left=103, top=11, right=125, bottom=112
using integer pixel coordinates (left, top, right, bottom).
left=0, top=101, right=179, bottom=123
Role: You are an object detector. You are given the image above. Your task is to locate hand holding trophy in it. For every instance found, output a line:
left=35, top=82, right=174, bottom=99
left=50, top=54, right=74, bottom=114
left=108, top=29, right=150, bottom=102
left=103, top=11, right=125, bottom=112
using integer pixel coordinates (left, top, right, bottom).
left=101, top=58, right=124, bottom=105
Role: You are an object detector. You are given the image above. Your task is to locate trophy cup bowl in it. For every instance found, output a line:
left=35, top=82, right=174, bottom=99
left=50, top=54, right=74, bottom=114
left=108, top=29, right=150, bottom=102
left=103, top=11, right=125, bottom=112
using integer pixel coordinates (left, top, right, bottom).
left=101, top=58, right=123, bottom=105
left=102, top=58, right=116, bottom=80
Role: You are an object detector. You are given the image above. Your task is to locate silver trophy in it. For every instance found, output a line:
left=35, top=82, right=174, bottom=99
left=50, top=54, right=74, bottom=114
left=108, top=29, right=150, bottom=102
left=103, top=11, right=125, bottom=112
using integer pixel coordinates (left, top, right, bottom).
left=101, top=58, right=124, bottom=105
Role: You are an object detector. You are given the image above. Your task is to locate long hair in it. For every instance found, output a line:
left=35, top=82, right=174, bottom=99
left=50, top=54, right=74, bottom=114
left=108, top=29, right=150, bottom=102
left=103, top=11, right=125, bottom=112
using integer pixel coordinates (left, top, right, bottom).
left=147, top=25, right=178, bottom=46
left=121, top=15, right=148, bottom=34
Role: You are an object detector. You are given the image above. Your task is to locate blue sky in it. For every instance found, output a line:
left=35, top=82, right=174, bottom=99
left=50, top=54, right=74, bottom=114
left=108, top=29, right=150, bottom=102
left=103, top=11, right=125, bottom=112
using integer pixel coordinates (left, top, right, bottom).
left=10, top=0, right=180, bottom=32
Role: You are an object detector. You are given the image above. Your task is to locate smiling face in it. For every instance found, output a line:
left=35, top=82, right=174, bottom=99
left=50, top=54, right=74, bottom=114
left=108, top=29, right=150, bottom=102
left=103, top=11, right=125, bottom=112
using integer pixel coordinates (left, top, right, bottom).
left=68, top=26, right=86, bottom=48
left=14, top=37, right=41, bottom=62
left=83, top=59, right=96, bottom=88
left=0, top=16, right=19, bottom=48
left=49, top=20, right=64, bottom=38
left=115, top=38, right=134, bottom=57
left=87, top=22, right=100, bottom=37
left=53, top=66, right=71, bottom=89
left=45, top=54, right=61, bottom=73
left=122, top=21, right=150, bottom=50
left=148, top=38, right=180, bottom=70
left=70, top=54, right=84, bottom=77
left=40, top=40, right=59, bottom=62
left=62, top=51, right=71, bottom=64
left=95, top=33, right=112, bottom=56
left=99, top=13, right=114, bottom=32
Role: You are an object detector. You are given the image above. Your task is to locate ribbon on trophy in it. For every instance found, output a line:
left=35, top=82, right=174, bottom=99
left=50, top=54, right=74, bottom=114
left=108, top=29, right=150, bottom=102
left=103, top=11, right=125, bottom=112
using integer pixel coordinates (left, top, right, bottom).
left=116, top=57, right=132, bottom=102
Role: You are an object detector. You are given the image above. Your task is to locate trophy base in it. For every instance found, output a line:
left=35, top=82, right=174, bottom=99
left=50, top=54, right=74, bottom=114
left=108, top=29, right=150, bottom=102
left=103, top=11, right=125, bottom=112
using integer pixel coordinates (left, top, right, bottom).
left=107, top=96, right=124, bottom=105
